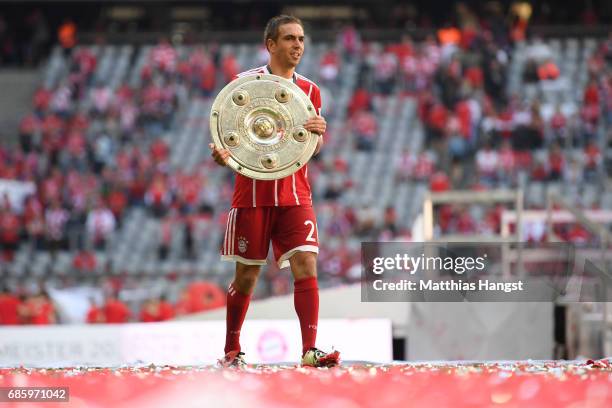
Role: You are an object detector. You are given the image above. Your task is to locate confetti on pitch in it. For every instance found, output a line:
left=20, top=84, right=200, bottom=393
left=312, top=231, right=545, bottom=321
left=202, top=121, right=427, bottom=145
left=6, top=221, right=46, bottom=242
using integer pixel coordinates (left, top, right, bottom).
left=0, top=360, right=611, bottom=407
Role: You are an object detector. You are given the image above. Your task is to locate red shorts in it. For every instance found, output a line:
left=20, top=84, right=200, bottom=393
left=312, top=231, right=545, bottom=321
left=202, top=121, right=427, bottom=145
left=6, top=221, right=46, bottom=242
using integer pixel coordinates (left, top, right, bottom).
left=221, top=206, right=319, bottom=269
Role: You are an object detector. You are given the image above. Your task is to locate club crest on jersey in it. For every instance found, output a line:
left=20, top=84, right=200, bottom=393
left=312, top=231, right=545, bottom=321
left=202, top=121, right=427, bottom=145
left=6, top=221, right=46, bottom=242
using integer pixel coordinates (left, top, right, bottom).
left=237, top=236, right=249, bottom=253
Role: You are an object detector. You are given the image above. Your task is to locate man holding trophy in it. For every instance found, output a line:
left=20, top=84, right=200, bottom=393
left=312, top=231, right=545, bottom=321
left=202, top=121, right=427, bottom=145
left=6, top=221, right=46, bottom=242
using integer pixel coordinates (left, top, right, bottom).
left=209, top=15, right=340, bottom=368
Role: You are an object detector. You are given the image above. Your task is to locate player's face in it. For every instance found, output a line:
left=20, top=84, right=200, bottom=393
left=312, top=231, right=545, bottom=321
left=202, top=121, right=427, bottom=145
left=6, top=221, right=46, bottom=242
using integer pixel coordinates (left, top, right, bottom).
left=269, top=23, right=305, bottom=68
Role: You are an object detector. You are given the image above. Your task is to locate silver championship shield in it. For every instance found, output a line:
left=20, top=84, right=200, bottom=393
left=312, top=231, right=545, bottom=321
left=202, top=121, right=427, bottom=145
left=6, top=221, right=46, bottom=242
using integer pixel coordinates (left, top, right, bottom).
left=210, top=73, right=318, bottom=180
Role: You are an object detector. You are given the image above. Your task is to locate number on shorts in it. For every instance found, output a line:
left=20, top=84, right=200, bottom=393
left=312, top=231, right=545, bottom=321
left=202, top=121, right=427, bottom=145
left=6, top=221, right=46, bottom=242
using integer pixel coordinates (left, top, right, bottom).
left=304, top=220, right=317, bottom=242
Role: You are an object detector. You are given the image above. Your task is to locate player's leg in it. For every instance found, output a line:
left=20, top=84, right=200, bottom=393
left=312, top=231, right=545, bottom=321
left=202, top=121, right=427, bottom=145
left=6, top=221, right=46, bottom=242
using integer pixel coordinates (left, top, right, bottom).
left=225, top=262, right=261, bottom=354
left=288, top=251, right=319, bottom=353
left=220, top=207, right=271, bottom=367
left=272, top=206, right=340, bottom=367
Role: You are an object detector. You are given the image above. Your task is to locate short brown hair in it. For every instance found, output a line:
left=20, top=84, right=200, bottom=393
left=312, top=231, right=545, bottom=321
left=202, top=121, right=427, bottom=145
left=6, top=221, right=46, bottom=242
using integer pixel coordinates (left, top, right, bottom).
left=263, top=15, right=303, bottom=48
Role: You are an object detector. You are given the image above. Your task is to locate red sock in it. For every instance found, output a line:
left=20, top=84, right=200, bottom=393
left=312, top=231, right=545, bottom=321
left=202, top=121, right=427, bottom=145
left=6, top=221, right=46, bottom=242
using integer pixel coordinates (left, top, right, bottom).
left=294, top=276, right=319, bottom=354
left=224, top=282, right=251, bottom=354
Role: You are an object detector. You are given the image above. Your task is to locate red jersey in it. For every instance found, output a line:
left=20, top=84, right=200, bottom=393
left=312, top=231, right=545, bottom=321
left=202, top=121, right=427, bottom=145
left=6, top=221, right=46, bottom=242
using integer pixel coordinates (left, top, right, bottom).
left=26, top=298, right=55, bottom=325
left=0, top=294, right=20, bottom=325
left=230, top=66, right=322, bottom=208
left=103, top=299, right=131, bottom=323
left=86, top=306, right=104, bottom=323
left=140, top=301, right=175, bottom=322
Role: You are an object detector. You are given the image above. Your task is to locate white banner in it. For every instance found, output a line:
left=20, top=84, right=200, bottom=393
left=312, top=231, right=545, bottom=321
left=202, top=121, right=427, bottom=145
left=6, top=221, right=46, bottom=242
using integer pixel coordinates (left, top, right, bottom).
left=0, top=179, right=36, bottom=212
left=0, top=319, right=392, bottom=367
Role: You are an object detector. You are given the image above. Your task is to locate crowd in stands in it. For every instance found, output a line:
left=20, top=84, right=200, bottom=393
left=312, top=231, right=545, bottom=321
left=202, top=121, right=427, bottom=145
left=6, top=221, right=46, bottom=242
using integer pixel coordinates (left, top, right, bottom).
left=0, top=39, right=235, bottom=263
left=1, top=37, right=231, bottom=322
left=0, top=280, right=224, bottom=325
left=362, top=11, right=611, bottom=241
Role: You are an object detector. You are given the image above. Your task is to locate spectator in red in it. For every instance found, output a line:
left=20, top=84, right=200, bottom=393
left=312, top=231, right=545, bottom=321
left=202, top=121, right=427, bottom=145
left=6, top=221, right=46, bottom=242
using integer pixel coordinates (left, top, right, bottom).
left=0, top=196, right=21, bottom=262
left=580, top=103, right=600, bottom=144
left=139, top=295, right=175, bottom=322
left=426, top=101, right=448, bottom=147
left=583, top=140, right=601, bottom=182
left=430, top=171, right=450, bottom=192
left=73, top=47, right=97, bottom=81
left=340, top=25, right=361, bottom=61
left=198, top=54, right=217, bottom=97
left=102, top=294, right=131, bottom=323
left=150, top=139, right=169, bottom=167
left=348, top=88, right=371, bottom=117
left=390, top=35, right=414, bottom=64
left=373, top=50, right=398, bottom=95
left=86, top=298, right=104, bottom=323
left=23, top=291, right=56, bottom=325
left=412, top=151, right=435, bottom=181
left=567, top=224, right=591, bottom=246
left=145, top=172, right=171, bottom=217
left=497, top=139, right=516, bottom=184
left=66, top=129, right=87, bottom=169
left=72, top=249, right=97, bottom=273
left=23, top=195, right=45, bottom=250
left=150, top=37, right=177, bottom=74
left=86, top=198, right=116, bottom=250
left=320, top=49, right=340, bottom=88
left=141, top=80, right=164, bottom=124
left=128, top=169, right=148, bottom=206
left=0, top=286, right=21, bottom=325
left=176, top=172, right=203, bottom=214
left=547, top=143, right=565, bottom=181
left=476, top=142, right=498, bottom=186
left=69, top=111, right=90, bottom=133
left=33, top=87, right=53, bottom=114
left=549, top=105, right=567, bottom=146
left=221, top=52, right=239, bottom=84
left=531, top=158, right=548, bottom=181
left=107, top=188, right=128, bottom=226
left=464, top=65, right=484, bottom=89
left=455, top=99, right=472, bottom=140
left=352, top=109, right=378, bottom=151
left=90, top=81, right=112, bottom=116
left=583, top=78, right=600, bottom=106
left=455, top=207, right=476, bottom=234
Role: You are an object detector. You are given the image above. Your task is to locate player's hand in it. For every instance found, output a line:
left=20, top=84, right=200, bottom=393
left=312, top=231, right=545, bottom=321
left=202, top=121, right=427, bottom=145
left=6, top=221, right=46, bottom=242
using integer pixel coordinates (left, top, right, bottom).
left=304, top=115, right=326, bottom=136
left=209, top=143, right=230, bottom=166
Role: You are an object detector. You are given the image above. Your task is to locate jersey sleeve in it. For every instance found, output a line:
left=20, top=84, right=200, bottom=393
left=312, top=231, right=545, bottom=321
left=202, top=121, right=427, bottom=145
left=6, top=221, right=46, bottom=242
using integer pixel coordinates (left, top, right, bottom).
left=312, top=85, right=322, bottom=116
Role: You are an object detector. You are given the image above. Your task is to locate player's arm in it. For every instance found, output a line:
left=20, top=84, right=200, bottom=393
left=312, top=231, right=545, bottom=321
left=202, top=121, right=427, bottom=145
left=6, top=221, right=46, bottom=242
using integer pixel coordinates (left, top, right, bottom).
left=304, top=86, right=325, bottom=156
left=304, top=116, right=325, bottom=156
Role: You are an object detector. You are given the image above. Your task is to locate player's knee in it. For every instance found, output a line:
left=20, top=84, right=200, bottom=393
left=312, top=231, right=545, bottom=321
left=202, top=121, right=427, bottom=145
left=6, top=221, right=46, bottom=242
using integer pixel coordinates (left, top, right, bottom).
left=234, top=264, right=260, bottom=293
left=290, top=252, right=317, bottom=279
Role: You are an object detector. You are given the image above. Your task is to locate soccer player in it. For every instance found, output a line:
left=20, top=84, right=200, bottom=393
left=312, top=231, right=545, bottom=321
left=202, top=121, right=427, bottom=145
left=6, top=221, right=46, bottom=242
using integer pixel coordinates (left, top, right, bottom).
left=210, top=15, right=340, bottom=368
